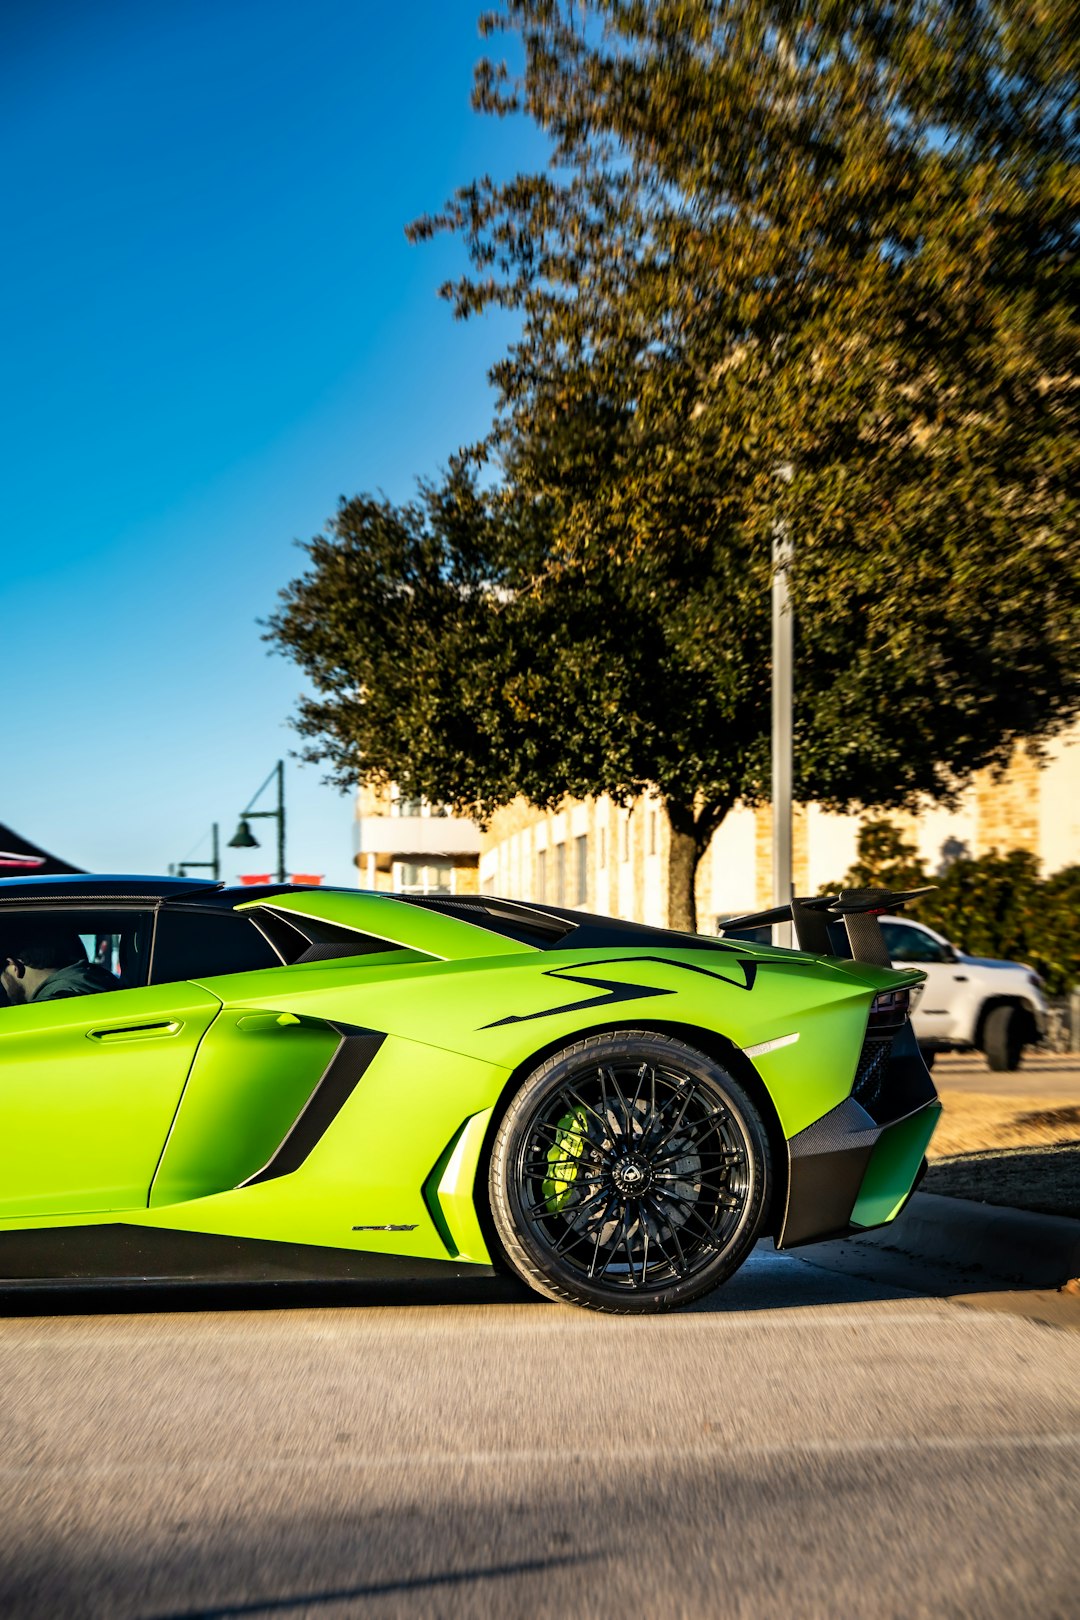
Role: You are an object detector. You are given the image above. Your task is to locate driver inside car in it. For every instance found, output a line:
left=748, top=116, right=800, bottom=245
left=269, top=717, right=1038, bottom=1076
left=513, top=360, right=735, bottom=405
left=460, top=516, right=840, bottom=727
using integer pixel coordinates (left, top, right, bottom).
left=1, top=924, right=122, bottom=1005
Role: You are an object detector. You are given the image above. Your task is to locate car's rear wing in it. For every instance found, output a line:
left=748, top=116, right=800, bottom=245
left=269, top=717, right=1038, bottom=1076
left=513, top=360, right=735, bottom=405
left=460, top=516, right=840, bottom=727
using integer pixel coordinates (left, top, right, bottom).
left=720, top=887, right=935, bottom=967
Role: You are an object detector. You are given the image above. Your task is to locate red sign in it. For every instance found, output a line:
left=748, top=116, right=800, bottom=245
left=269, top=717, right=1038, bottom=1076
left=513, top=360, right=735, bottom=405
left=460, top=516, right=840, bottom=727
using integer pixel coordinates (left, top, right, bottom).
left=238, top=873, right=272, bottom=886
left=291, top=873, right=324, bottom=886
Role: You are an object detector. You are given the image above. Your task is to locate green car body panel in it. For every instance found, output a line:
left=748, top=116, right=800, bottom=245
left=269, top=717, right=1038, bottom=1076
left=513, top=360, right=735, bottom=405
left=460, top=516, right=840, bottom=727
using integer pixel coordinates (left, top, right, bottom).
left=0, top=878, right=939, bottom=1287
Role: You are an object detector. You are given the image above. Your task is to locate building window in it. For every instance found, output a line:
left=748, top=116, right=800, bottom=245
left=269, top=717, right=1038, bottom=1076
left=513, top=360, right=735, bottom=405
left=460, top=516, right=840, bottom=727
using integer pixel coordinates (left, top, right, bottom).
left=575, top=834, right=588, bottom=905
left=649, top=808, right=659, bottom=856
left=536, top=848, right=547, bottom=901
left=622, top=813, right=631, bottom=862
left=396, top=862, right=453, bottom=894
left=555, top=841, right=566, bottom=905
left=599, top=827, right=607, bottom=869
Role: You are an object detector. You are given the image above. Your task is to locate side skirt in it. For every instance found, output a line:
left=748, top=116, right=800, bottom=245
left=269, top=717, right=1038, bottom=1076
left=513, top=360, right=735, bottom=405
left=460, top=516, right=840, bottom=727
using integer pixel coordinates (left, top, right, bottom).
left=0, top=1224, right=495, bottom=1286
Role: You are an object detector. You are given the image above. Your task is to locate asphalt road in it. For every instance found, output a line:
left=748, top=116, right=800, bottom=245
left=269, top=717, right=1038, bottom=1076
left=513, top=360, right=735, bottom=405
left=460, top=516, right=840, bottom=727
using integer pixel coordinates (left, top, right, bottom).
left=933, top=1050, right=1080, bottom=1099
left=1, top=1246, right=1077, bottom=1620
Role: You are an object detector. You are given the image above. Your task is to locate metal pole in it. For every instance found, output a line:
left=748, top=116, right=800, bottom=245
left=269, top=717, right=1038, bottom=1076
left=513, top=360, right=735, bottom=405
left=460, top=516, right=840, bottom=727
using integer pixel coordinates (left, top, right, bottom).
left=276, top=760, right=286, bottom=884
left=211, top=822, right=220, bottom=883
left=771, top=472, right=794, bottom=948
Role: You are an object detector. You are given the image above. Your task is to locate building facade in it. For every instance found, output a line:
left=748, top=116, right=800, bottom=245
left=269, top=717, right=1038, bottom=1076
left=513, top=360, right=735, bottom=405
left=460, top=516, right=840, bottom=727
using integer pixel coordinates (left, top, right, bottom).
left=353, top=785, right=480, bottom=897
left=354, top=723, right=1080, bottom=929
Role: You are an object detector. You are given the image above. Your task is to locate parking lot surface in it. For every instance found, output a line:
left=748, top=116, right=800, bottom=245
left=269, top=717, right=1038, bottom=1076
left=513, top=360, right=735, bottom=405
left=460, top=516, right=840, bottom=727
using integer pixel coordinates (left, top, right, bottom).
left=1, top=1243, right=1077, bottom=1619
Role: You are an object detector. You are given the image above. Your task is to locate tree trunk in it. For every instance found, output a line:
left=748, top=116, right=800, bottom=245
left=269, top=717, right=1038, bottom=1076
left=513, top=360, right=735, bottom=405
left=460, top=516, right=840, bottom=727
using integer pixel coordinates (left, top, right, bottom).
left=665, top=800, right=731, bottom=934
left=666, top=819, right=700, bottom=933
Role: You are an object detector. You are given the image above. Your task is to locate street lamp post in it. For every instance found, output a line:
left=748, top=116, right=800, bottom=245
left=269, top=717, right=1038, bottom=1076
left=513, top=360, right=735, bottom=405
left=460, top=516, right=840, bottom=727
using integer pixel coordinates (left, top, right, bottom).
left=172, top=823, right=221, bottom=883
left=228, top=760, right=286, bottom=883
left=772, top=468, right=794, bottom=949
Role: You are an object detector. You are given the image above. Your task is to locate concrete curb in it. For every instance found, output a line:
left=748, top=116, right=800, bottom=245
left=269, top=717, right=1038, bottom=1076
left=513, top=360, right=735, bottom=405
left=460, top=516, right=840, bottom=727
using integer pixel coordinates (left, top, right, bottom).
left=838, top=1191, right=1080, bottom=1291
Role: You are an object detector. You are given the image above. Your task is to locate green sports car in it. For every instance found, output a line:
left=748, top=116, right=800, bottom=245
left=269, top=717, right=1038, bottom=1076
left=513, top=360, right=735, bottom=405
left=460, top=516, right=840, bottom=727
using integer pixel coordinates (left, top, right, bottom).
left=0, top=875, right=939, bottom=1313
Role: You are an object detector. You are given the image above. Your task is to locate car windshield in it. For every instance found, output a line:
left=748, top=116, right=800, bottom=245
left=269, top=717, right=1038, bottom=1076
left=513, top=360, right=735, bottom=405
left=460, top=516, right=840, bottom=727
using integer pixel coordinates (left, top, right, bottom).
left=880, top=921, right=952, bottom=964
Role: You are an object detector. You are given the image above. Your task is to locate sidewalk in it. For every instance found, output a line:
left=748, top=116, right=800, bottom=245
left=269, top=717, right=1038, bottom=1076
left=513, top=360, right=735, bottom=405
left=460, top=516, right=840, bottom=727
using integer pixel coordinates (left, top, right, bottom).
left=800, top=1192, right=1080, bottom=1328
left=858, top=1190, right=1080, bottom=1290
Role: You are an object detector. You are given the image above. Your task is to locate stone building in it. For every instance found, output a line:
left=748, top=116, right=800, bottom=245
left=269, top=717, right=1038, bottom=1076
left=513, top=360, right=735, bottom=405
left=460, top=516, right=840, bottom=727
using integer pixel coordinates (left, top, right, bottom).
left=353, top=784, right=480, bottom=897
left=354, top=723, right=1080, bottom=929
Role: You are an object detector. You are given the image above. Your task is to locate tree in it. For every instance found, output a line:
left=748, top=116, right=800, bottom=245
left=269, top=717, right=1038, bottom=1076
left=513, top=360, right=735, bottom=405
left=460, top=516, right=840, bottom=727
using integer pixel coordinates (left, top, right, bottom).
left=273, top=1, right=1080, bottom=929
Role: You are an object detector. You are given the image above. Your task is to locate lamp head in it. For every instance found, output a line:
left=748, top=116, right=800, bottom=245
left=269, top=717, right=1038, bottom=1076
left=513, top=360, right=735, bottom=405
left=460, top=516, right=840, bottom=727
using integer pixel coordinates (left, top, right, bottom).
left=228, top=817, right=260, bottom=850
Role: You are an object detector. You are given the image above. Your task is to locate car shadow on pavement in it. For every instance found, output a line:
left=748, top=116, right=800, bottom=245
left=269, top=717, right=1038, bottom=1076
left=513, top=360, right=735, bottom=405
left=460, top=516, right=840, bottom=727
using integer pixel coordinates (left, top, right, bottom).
left=0, top=1241, right=923, bottom=1317
left=147, top=1552, right=602, bottom=1620
left=923, top=1141, right=1080, bottom=1221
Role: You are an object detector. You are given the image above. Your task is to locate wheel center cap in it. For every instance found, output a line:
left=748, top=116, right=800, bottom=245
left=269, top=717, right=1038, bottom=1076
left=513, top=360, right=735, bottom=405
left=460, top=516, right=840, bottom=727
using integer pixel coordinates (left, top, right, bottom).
left=611, top=1154, right=652, bottom=1196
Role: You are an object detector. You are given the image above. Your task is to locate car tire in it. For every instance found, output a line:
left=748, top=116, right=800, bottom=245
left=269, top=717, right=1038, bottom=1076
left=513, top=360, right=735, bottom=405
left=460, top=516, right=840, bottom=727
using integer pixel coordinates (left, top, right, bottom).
left=488, top=1030, right=772, bottom=1314
left=983, top=1005, right=1025, bottom=1072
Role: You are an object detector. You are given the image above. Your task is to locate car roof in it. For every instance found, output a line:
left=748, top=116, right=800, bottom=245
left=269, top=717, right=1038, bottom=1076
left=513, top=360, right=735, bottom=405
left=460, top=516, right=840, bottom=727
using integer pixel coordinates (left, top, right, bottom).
left=0, top=874, right=224, bottom=904
left=0, top=877, right=741, bottom=955
left=0, top=875, right=358, bottom=906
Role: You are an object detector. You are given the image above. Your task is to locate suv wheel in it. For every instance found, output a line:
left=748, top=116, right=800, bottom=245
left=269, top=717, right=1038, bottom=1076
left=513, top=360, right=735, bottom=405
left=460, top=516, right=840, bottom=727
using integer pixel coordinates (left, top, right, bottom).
left=983, top=1005, right=1025, bottom=1072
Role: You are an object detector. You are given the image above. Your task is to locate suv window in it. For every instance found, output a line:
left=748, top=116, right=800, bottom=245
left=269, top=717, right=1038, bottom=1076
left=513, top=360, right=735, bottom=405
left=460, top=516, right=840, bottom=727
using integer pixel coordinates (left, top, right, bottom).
left=150, top=909, right=283, bottom=985
left=881, top=920, right=953, bottom=964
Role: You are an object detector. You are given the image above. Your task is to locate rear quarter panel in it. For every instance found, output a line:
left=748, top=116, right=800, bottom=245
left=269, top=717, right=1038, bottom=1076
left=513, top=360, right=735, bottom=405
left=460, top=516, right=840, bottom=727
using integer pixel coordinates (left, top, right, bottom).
left=190, top=943, right=906, bottom=1138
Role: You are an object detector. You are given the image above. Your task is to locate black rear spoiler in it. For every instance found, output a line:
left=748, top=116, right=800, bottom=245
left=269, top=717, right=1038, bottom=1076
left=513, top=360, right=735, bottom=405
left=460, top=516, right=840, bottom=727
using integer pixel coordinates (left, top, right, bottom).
left=720, top=887, right=935, bottom=968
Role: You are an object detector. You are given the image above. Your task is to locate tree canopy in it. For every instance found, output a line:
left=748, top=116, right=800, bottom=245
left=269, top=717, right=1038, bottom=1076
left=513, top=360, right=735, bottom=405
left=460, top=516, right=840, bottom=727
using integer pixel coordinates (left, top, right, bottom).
left=272, top=0, right=1080, bottom=929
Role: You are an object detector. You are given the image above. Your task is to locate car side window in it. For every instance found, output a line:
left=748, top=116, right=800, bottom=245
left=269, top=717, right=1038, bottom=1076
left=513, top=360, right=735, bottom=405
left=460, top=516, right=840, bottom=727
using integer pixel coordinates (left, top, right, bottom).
left=881, top=921, right=952, bottom=964
left=0, top=907, right=153, bottom=1007
left=150, top=909, right=283, bottom=985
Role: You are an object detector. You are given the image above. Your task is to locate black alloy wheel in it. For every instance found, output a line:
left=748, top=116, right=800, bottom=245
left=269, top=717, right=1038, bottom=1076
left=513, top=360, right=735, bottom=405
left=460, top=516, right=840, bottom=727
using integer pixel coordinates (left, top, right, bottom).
left=489, top=1030, right=772, bottom=1313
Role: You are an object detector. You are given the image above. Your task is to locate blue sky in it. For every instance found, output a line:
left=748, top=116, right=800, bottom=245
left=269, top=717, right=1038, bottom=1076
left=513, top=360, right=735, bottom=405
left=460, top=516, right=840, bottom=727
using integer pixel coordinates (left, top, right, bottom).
left=2, top=0, right=541, bottom=884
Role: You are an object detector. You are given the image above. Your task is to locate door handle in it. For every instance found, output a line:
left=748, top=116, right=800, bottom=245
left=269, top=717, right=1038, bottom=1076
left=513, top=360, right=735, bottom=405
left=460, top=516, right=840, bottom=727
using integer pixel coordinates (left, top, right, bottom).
left=87, top=1021, right=182, bottom=1043
left=953, top=975, right=968, bottom=982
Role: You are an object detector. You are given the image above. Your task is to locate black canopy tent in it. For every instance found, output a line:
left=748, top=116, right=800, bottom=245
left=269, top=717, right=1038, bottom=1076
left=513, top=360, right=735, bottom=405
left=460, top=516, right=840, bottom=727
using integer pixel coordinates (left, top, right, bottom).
left=0, top=822, right=83, bottom=876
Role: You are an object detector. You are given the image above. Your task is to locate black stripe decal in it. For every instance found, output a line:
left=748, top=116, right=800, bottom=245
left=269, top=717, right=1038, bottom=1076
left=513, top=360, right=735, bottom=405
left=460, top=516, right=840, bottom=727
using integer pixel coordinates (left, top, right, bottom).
left=482, top=972, right=673, bottom=1028
left=479, top=954, right=757, bottom=1030
left=243, top=1024, right=384, bottom=1186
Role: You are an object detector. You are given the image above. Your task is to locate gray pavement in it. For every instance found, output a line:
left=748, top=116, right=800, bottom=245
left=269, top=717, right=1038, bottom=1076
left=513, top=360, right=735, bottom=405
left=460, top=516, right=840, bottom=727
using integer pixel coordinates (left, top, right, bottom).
left=933, top=1050, right=1080, bottom=1098
left=1, top=1245, right=1078, bottom=1619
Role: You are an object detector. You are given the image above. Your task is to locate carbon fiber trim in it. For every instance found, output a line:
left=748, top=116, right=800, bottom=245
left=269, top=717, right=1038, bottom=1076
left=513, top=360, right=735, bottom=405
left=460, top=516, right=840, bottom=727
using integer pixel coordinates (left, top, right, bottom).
left=778, top=1020, right=939, bottom=1248
left=779, top=1097, right=880, bottom=1248
left=0, top=1225, right=493, bottom=1285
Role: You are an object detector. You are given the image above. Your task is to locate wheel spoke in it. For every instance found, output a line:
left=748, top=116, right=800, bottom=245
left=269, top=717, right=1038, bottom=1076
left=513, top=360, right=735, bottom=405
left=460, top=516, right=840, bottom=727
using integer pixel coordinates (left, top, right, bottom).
left=529, top=1119, right=589, bottom=1149
left=630, top=1062, right=649, bottom=1115
left=623, top=1217, right=640, bottom=1287
left=651, top=1202, right=689, bottom=1278
left=523, top=1180, right=608, bottom=1219
left=550, top=1192, right=615, bottom=1250
left=654, top=1184, right=740, bottom=1211
left=562, top=1085, right=614, bottom=1136
left=587, top=1197, right=619, bottom=1278
left=594, top=1207, right=628, bottom=1283
left=603, top=1065, right=634, bottom=1137
left=652, top=1087, right=697, bottom=1152
left=651, top=1145, right=742, bottom=1168
left=651, top=1170, right=738, bottom=1190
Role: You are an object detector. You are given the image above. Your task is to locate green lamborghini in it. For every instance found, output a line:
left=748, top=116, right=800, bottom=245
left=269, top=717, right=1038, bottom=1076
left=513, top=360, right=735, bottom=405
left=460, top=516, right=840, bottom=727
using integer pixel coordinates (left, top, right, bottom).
left=0, top=875, right=939, bottom=1313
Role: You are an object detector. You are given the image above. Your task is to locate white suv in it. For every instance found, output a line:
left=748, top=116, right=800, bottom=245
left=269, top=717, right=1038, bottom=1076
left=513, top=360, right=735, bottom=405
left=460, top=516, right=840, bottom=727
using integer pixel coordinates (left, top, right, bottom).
left=879, top=916, right=1048, bottom=1071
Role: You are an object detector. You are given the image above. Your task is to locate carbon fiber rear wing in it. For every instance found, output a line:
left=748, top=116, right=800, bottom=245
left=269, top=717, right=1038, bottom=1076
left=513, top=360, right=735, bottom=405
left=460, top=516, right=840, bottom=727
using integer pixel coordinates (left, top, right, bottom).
left=720, top=887, right=935, bottom=967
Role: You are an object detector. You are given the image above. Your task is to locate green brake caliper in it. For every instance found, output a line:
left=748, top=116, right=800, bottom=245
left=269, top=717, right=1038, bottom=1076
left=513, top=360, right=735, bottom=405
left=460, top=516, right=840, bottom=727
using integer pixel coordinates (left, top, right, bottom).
left=542, top=1107, right=589, bottom=1213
